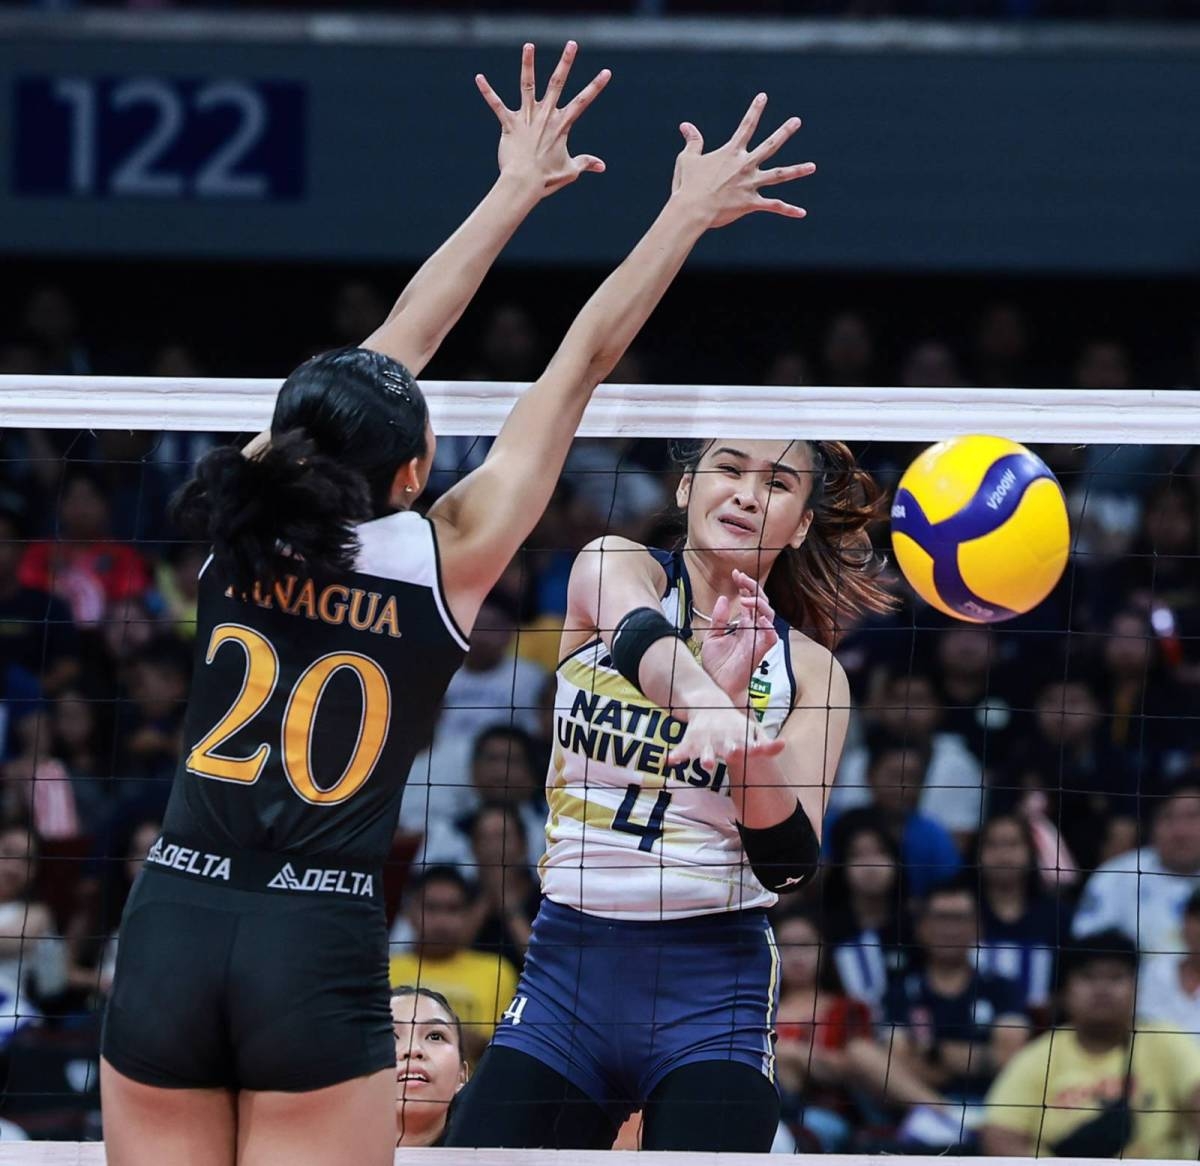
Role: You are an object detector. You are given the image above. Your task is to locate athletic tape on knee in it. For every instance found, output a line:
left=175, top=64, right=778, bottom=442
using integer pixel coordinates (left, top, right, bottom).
left=736, top=801, right=819, bottom=894
left=610, top=607, right=682, bottom=692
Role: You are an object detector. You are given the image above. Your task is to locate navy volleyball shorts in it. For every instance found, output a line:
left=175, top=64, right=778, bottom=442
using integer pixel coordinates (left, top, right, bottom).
left=490, top=897, right=780, bottom=1120
left=101, top=835, right=392, bottom=1092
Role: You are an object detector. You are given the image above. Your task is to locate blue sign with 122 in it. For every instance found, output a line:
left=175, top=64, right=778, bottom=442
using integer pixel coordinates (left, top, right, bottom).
left=13, top=76, right=305, bottom=200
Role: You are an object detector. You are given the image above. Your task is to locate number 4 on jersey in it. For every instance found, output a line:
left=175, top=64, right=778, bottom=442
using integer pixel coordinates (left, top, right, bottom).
left=613, top=784, right=672, bottom=852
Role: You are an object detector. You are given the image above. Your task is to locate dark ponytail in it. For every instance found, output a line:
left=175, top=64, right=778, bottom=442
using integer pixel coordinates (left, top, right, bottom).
left=171, top=347, right=429, bottom=594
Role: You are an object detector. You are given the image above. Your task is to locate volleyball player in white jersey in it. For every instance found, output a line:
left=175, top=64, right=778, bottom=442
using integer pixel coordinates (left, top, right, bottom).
left=448, top=440, right=893, bottom=1151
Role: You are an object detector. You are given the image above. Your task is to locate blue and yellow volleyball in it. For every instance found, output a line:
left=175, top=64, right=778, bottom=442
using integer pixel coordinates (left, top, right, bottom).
left=890, top=435, right=1069, bottom=623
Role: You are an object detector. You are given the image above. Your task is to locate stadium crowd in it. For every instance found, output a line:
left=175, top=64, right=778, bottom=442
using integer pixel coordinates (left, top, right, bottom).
left=0, top=278, right=1197, bottom=1150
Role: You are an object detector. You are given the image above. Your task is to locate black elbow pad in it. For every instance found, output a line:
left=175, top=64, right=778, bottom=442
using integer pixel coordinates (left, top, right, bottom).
left=736, top=802, right=820, bottom=894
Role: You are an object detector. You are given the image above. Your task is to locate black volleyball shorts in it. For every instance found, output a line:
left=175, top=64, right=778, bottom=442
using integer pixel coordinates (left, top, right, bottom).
left=101, top=836, right=392, bottom=1092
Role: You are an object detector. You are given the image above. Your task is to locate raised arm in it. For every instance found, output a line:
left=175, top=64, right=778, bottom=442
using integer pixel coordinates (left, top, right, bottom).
left=362, top=41, right=610, bottom=375
left=561, top=536, right=786, bottom=765
left=432, top=94, right=815, bottom=626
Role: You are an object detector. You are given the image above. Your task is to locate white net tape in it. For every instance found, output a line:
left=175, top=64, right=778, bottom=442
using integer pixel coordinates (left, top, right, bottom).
left=3, top=376, right=1198, bottom=442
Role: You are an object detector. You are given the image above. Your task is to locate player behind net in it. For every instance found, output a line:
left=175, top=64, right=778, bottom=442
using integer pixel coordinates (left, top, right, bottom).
left=447, top=439, right=893, bottom=1152
left=99, top=42, right=816, bottom=1166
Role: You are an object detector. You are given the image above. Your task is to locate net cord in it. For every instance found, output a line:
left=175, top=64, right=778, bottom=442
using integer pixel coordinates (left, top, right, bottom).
left=3, top=376, right=1197, bottom=442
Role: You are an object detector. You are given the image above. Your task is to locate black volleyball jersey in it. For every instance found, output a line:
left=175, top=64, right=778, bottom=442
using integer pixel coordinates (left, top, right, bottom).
left=162, top=511, right=467, bottom=868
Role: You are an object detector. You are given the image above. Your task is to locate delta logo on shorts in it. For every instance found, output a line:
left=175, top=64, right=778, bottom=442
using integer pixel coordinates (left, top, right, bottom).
left=267, top=862, right=375, bottom=898
left=147, top=837, right=232, bottom=881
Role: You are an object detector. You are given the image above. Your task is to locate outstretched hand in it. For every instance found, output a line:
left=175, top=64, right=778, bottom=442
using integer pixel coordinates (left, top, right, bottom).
left=700, top=570, right=780, bottom=703
left=667, top=706, right=785, bottom=770
left=476, top=41, right=611, bottom=197
left=670, top=92, right=815, bottom=229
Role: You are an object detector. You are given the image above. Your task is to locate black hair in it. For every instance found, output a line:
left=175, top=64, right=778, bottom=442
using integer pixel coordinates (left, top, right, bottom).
left=1058, top=929, right=1138, bottom=985
left=920, top=872, right=979, bottom=912
left=171, top=347, right=429, bottom=594
left=974, top=812, right=1043, bottom=905
left=471, top=724, right=537, bottom=770
left=129, top=633, right=193, bottom=679
left=864, top=729, right=932, bottom=781
left=469, top=800, right=529, bottom=843
left=409, top=864, right=473, bottom=901
left=390, top=985, right=467, bottom=1064
left=821, top=807, right=905, bottom=931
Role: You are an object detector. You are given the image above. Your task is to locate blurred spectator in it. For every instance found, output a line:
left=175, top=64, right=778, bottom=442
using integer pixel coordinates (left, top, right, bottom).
left=901, top=340, right=963, bottom=389
left=48, top=690, right=110, bottom=834
left=439, top=596, right=547, bottom=744
left=153, top=543, right=208, bottom=641
left=836, top=737, right=963, bottom=897
left=115, top=636, right=188, bottom=771
left=973, top=814, right=1069, bottom=1012
left=774, top=910, right=871, bottom=1152
left=821, top=811, right=914, bottom=1013
left=846, top=879, right=1028, bottom=1148
left=996, top=678, right=1139, bottom=872
left=19, top=471, right=151, bottom=628
left=983, top=931, right=1200, bottom=1159
left=330, top=279, right=389, bottom=349
left=821, top=312, right=876, bottom=387
left=2, top=712, right=82, bottom=842
left=21, top=286, right=90, bottom=375
left=1136, top=887, right=1200, bottom=1040
left=972, top=302, right=1035, bottom=389
left=466, top=802, right=538, bottom=971
left=477, top=303, right=543, bottom=383
left=1073, top=781, right=1200, bottom=987
left=933, top=624, right=1019, bottom=770
left=830, top=673, right=984, bottom=840
left=416, top=725, right=547, bottom=873
left=79, top=817, right=160, bottom=998
left=398, top=704, right=477, bottom=851
left=763, top=350, right=811, bottom=387
left=388, top=866, right=518, bottom=1063
left=0, top=503, right=80, bottom=697
left=1096, top=608, right=1193, bottom=783
left=0, top=826, right=57, bottom=998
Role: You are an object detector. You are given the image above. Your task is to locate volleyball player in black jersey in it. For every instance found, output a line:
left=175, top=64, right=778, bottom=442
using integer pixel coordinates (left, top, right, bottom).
left=100, top=41, right=815, bottom=1165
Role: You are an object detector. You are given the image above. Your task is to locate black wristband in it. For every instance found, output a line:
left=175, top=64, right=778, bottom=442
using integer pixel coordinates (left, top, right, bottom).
left=610, top=607, right=681, bottom=692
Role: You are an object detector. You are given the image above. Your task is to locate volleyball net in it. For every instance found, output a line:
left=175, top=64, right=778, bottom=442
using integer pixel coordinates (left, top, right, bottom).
left=0, top=376, right=1196, bottom=1153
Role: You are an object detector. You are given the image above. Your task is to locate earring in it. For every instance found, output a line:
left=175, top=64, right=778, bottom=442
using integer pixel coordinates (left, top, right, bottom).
left=404, top=486, right=414, bottom=494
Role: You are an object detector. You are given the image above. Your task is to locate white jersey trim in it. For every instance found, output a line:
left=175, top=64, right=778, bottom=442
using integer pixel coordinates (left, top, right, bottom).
left=353, top=510, right=469, bottom=651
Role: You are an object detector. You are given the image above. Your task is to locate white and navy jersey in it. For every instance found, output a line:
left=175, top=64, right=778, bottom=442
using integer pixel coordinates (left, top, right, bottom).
left=163, top=511, right=468, bottom=869
left=540, top=548, right=798, bottom=921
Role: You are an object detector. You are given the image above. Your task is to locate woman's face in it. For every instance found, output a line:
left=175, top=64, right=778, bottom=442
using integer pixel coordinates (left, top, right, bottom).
left=777, top=917, right=821, bottom=990
left=980, top=817, right=1031, bottom=885
left=471, top=806, right=524, bottom=868
left=392, top=993, right=466, bottom=1113
left=844, top=830, right=896, bottom=898
left=677, top=440, right=814, bottom=573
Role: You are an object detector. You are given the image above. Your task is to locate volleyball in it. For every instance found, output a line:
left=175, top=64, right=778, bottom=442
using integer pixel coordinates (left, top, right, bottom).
left=890, top=435, right=1069, bottom=623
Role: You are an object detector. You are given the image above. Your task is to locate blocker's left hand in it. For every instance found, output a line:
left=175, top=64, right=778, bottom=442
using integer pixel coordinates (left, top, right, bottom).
left=476, top=41, right=611, bottom=196
left=700, top=570, right=779, bottom=705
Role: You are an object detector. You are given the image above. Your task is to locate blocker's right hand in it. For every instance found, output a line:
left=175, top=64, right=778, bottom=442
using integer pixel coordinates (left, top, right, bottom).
left=667, top=706, right=785, bottom=771
left=670, top=93, right=815, bottom=230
